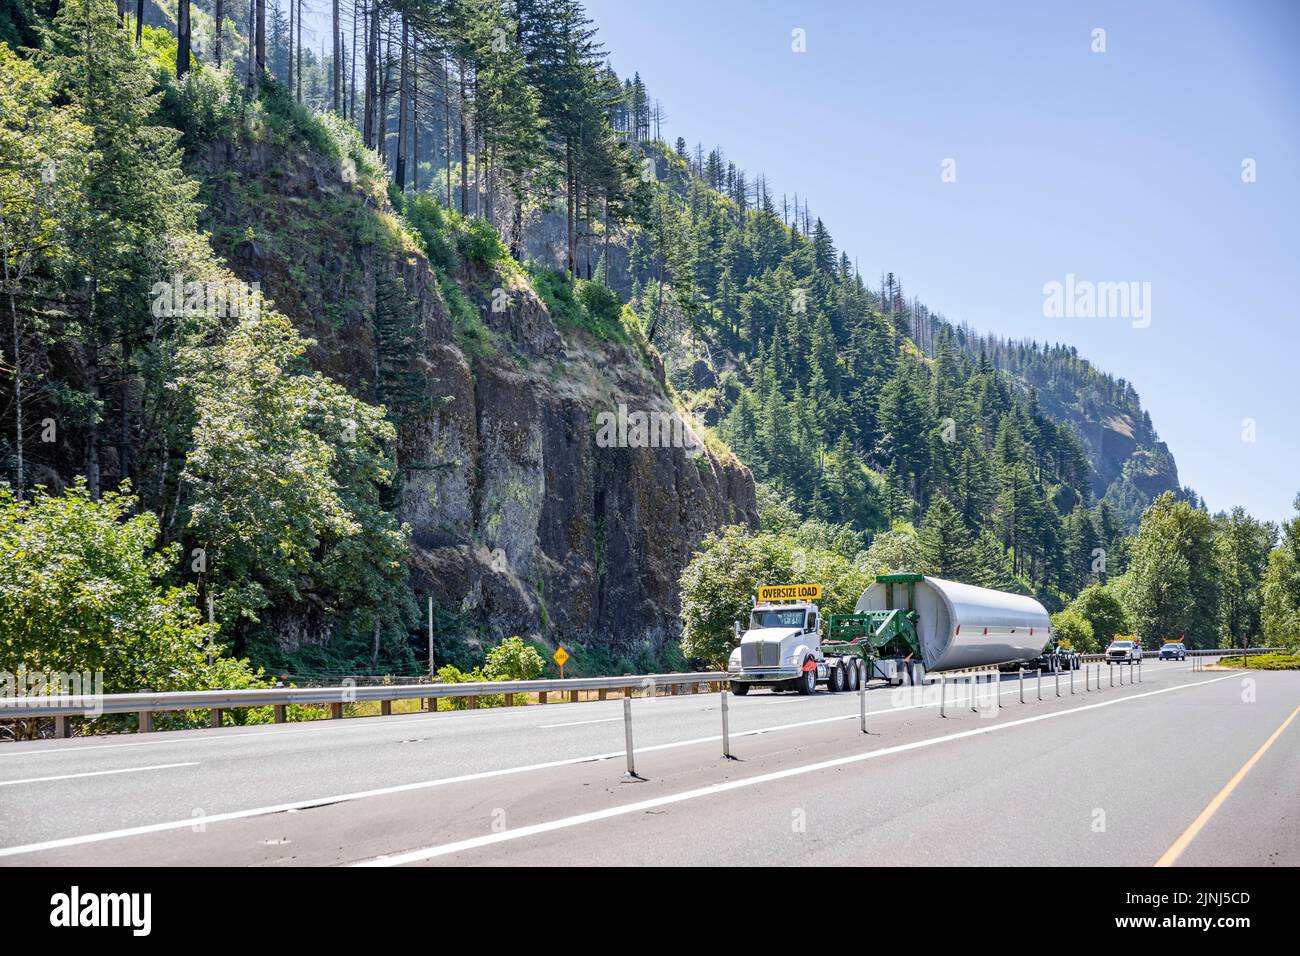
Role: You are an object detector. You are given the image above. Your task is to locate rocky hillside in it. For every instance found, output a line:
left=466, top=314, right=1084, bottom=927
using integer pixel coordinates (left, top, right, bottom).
left=184, top=106, right=756, bottom=666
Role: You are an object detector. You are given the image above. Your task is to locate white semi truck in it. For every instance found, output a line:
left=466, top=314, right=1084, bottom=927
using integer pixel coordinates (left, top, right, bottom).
left=727, top=573, right=1052, bottom=695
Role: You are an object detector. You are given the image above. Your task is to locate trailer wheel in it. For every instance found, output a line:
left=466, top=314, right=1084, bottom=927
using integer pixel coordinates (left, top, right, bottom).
left=730, top=682, right=749, bottom=696
left=845, top=661, right=860, bottom=691
left=796, top=664, right=817, bottom=695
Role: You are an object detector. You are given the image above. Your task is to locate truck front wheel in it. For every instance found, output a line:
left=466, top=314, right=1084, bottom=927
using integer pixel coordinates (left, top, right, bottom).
left=796, top=665, right=817, bottom=695
left=730, top=682, right=749, bottom=696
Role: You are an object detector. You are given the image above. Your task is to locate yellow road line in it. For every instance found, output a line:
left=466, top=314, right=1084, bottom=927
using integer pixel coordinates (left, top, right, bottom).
left=1155, top=698, right=1300, bottom=867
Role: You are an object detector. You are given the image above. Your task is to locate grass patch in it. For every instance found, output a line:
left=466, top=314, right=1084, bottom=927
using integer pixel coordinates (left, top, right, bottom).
left=1216, top=652, right=1300, bottom=670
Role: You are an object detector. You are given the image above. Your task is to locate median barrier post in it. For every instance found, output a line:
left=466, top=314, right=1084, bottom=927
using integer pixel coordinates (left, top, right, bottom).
left=970, top=676, right=978, bottom=713
left=1019, top=667, right=1024, bottom=704
left=1055, top=670, right=1060, bottom=698
left=623, top=696, right=638, bottom=778
left=1037, top=668, right=1042, bottom=701
left=859, top=684, right=867, bottom=734
left=940, top=675, right=946, bottom=718
left=721, top=690, right=733, bottom=759
left=1070, top=666, right=1075, bottom=695
left=997, top=670, right=1003, bottom=709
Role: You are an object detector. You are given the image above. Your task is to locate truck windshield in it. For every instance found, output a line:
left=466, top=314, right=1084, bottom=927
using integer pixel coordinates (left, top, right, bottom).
left=1110, top=641, right=1133, bottom=648
left=751, top=609, right=806, bottom=630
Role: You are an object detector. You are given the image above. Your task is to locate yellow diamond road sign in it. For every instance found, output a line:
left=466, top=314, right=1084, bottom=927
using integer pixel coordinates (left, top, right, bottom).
left=553, top=647, right=570, bottom=668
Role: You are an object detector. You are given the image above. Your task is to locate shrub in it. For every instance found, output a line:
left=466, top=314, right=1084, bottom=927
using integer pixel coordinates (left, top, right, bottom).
left=457, top=216, right=506, bottom=264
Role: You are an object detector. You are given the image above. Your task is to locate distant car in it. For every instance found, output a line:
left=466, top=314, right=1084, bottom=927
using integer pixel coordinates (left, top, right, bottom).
left=1106, top=639, right=1143, bottom=664
left=1160, top=642, right=1187, bottom=661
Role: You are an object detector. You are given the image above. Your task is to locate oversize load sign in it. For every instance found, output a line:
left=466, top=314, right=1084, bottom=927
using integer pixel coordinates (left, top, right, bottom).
left=757, top=583, right=821, bottom=602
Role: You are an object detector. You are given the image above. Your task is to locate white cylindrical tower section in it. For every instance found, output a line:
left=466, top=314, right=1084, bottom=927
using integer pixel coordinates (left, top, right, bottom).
left=855, top=574, right=1050, bottom=671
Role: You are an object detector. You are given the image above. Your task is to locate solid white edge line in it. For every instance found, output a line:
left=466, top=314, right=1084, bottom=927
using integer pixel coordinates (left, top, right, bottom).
left=353, top=673, right=1239, bottom=866
left=0, top=664, right=1201, bottom=858
left=0, top=762, right=199, bottom=787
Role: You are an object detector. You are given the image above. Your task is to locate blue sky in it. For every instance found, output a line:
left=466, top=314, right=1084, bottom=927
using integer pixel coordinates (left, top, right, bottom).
left=584, top=0, right=1300, bottom=525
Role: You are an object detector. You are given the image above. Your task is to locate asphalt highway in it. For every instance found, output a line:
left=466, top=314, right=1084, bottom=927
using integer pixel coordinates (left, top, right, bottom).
left=1, top=659, right=1295, bottom=866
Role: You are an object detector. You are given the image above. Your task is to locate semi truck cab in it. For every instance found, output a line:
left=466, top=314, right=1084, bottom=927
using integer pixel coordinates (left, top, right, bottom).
left=727, top=601, right=827, bottom=695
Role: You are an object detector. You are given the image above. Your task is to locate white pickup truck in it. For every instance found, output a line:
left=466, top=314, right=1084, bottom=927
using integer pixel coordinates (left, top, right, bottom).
left=1105, top=638, right=1143, bottom=665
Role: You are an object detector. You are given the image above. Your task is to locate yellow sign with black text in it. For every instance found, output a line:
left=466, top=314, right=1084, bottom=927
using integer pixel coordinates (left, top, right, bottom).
left=757, top=583, right=821, bottom=603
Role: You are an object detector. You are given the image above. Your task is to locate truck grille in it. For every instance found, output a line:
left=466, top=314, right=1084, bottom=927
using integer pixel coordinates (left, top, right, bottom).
left=741, top=641, right=782, bottom=668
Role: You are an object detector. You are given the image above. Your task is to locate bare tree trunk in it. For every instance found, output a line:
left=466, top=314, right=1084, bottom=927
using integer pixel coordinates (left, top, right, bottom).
left=565, top=139, right=574, bottom=284
left=443, top=53, right=452, bottom=208
left=458, top=58, right=468, bottom=215
left=254, top=0, right=266, bottom=90
left=332, top=0, right=340, bottom=111
left=7, top=291, right=22, bottom=502
left=411, top=45, right=419, bottom=192
left=362, top=2, right=375, bottom=147
left=395, top=13, right=408, bottom=190
left=135, top=0, right=144, bottom=45
left=213, top=0, right=222, bottom=65
left=288, top=0, right=294, bottom=89
left=177, top=0, right=191, bottom=78
left=295, top=0, right=302, bottom=102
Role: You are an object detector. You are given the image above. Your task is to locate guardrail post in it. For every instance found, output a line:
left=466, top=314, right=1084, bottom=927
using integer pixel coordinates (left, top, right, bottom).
left=569, top=689, right=579, bottom=704
left=1019, top=667, right=1024, bottom=704
left=139, top=710, right=153, bottom=733
left=54, top=715, right=71, bottom=738
left=274, top=704, right=287, bottom=723
left=381, top=699, right=393, bottom=716
left=598, top=688, right=608, bottom=701
left=939, top=675, right=946, bottom=718
left=468, top=695, right=479, bottom=710
left=210, top=708, right=222, bottom=728
left=539, top=691, right=548, bottom=705
left=503, top=693, right=513, bottom=707
left=330, top=702, right=343, bottom=719
left=623, top=696, right=638, bottom=778
left=721, top=689, right=734, bottom=759
left=860, top=683, right=868, bottom=733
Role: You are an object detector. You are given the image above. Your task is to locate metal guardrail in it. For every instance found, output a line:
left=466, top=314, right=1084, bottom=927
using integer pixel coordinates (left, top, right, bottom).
left=0, top=672, right=729, bottom=737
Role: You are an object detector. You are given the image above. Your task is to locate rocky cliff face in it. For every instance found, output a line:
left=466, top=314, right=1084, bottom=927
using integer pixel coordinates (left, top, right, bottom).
left=188, top=133, right=756, bottom=661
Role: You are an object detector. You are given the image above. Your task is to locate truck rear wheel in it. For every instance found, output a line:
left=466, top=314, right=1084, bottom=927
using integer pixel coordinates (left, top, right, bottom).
left=796, top=665, right=817, bottom=695
left=827, top=663, right=845, bottom=693
left=730, top=682, right=749, bottom=696
left=845, top=661, right=859, bottom=691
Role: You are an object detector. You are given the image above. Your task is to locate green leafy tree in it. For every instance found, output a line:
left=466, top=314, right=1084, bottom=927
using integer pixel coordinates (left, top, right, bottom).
left=1067, top=581, right=1131, bottom=648
left=485, top=636, right=546, bottom=681
left=0, top=480, right=261, bottom=693
left=679, top=526, right=793, bottom=666
left=1050, top=607, right=1096, bottom=653
left=1127, top=493, right=1218, bottom=647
